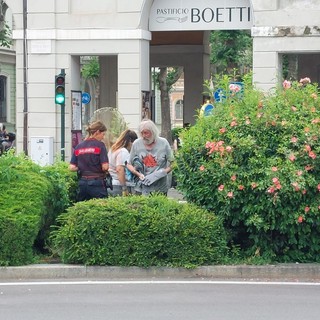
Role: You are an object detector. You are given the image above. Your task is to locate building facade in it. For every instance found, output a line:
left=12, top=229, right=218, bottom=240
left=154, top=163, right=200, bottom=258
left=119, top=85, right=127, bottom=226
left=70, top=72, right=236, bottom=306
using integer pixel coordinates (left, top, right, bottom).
left=3, top=0, right=320, bottom=161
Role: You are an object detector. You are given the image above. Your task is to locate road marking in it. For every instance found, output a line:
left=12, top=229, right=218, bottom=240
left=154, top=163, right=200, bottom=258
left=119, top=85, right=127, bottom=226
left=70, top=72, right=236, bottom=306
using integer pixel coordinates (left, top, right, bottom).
left=1, top=280, right=320, bottom=286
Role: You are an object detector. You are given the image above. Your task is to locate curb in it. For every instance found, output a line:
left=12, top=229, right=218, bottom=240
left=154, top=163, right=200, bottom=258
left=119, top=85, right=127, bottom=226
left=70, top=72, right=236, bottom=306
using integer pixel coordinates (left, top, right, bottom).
left=1, top=263, right=320, bottom=282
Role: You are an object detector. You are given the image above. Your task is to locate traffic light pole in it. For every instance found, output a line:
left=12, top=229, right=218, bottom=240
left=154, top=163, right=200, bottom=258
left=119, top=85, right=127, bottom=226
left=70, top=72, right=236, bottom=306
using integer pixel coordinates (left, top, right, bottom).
left=61, top=101, right=65, bottom=161
left=59, top=69, right=65, bottom=161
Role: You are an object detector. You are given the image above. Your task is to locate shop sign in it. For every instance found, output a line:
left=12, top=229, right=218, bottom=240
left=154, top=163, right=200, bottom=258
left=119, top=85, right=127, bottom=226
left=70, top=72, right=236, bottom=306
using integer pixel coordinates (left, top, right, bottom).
left=149, top=0, right=253, bottom=31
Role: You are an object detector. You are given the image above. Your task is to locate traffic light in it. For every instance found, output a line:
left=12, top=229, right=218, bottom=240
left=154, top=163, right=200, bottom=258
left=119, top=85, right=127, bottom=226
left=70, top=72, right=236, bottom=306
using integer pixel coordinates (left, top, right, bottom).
left=55, top=72, right=65, bottom=105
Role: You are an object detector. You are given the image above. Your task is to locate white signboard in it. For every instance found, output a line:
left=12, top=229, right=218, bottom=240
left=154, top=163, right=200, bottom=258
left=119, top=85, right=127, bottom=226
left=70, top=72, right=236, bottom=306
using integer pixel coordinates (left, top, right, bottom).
left=149, top=0, right=253, bottom=31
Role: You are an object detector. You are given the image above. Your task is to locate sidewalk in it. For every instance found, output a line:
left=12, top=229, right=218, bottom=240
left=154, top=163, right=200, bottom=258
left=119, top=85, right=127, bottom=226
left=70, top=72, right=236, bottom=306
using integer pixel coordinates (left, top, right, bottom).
left=167, top=187, right=185, bottom=201
left=1, top=263, right=320, bottom=282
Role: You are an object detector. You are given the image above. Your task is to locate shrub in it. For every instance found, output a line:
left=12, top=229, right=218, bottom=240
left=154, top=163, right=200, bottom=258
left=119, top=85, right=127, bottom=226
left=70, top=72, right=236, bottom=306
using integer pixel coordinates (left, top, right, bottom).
left=0, top=153, right=76, bottom=265
left=51, top=195, right=228, bottom=267
left=36, top=160, right=78, bottom=250
left=175, top=74, right=320, bottom=262
left=0, top=153, right=52, bottom=265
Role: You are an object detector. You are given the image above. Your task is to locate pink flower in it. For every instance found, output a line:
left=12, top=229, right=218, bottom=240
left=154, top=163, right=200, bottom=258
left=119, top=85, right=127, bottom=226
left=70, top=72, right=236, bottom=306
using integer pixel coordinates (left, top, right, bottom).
left=226, top=146, right=233, bottom=153
left=305, top=165, right=313, bottom=171
left=288, top=154, right=296, bottom=162
left=219, top=127, right=226, bottom=134
left=282, top=80, right=291, bottom=89
left=311, top=118, right=320, bottom=124
left=305, top=206, right=310, bottom=213
left=275, top=183, right=282, bottom=190
left=205, top=141, right=211, bottom=148
left=230, top=120, right=237, bottom=127
left=304, top=145, right=312, bottom=152
left=245, top=119, right=251, bottom=125
left=296, top=170, right=303, bottom=176
left=267, top=186, right=276, bottom=194
left=272, top=177, right=279, bottom=184
left=291, top=137, right=298, bottom=143
left=299, top=77, right=311, bottom=85
left=229, top=83, right=241, bottom=92
left=302, top=189, right=307, bottom=195
left=227, top=191, right=234, bottom=198
left=292, top=182, right=300, bottom=191
left=271, top=167, right=278, bottom=172
left=311, top=93, right=318, bottom=99
left=309, top=151, right=316, bottom=159
left=251, top=182, right=258, bottom=189
left=238, top=185, right=245, bottom=190
left=218, top=185, right=224, bottom=191
left=297, top=216, right=303, bottom=223
left=317, top=184, right=320, bottom=191
left=231, top=175, right=237, bottom=181
left=199, top=165, right=205, bottom=171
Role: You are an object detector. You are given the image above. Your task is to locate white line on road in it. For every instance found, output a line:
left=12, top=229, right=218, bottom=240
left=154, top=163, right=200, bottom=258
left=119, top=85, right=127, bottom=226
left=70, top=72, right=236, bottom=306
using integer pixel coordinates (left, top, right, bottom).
left=1, top=280, right=320, bottom=286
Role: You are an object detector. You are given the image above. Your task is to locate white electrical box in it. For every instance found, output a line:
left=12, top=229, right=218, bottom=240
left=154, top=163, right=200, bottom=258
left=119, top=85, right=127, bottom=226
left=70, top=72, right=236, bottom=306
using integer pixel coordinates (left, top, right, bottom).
left=30, top=136, right=54, bottom=166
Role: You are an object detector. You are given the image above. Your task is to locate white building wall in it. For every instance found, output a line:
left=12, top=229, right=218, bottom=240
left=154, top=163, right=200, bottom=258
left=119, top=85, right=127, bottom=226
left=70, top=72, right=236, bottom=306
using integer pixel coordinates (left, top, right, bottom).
left=251, top=0, right=320, bottom=91
left=9, top=0, right=152, bottom=159
left=5, top=0, right=320, bottom=158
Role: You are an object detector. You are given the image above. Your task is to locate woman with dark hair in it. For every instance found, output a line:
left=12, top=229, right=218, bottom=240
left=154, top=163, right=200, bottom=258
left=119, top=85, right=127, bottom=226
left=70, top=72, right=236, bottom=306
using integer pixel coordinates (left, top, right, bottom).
left=69, top=121, right=109, bottom=201
left=108, top=129, right=145, bottom=196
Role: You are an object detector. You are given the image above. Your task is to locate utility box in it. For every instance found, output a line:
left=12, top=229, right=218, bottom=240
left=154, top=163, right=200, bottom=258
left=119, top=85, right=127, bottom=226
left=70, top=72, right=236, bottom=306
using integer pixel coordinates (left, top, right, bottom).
left=31, top=136, right=54, bottom=166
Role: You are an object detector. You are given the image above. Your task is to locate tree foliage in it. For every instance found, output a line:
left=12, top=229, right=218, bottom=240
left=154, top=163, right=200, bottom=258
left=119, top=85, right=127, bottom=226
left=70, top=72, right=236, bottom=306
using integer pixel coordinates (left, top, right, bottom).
left=0, top=1, right=12, bottom=48
left=210, top=30, right=252, bottom=75
left=81, top=56, right=100, bottom=79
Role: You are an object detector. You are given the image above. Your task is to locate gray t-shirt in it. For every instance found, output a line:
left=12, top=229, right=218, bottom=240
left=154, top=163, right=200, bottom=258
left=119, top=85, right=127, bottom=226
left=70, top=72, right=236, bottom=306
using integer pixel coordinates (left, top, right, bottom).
left=129, top=137, right=174, bottom=195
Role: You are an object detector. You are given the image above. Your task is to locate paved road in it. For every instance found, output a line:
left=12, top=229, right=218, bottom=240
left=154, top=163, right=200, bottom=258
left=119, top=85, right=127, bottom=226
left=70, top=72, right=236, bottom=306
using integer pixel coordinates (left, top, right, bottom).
left=1, top=280, right=320, bottom=320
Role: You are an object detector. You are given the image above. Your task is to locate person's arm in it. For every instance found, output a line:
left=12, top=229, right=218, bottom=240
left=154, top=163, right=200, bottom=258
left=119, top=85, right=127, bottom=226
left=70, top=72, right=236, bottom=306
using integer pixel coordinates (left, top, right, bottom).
left=115, top=164, right=129, bottom=196
left=116, top=165, right=126, bottom=185
left=163, top=163, right=173, bottom=174
left=126, top=162, right=145, bottom=180
left=69, top=163, right=78, bottom=172
left=101, top=162, right=109, bottom=172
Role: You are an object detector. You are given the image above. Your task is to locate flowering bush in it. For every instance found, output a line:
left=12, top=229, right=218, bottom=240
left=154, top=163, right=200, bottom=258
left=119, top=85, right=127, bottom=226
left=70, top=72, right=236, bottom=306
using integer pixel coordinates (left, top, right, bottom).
left=175, top=74, right=320, bottom=262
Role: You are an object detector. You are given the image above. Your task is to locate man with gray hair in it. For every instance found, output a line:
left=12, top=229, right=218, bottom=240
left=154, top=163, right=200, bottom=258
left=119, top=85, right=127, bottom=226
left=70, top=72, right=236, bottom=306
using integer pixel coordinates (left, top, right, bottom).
left=129, top=119, right=174, bottom=195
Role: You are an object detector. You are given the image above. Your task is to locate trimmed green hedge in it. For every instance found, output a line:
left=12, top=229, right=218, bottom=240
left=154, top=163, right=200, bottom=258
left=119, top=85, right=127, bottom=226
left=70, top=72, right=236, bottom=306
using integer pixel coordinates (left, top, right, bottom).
left=0, top=153, right=76, bottom=265
left=51, top=195, right=228, bottom=267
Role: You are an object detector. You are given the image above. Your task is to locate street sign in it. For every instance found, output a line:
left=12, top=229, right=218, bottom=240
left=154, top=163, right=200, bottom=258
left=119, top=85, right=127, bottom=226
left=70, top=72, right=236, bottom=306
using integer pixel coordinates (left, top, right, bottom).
left=82, top=92, right=91, bottom=104
left=214, top=88, right=226, bottom=102
left=200, top=103, right=214, bottom=117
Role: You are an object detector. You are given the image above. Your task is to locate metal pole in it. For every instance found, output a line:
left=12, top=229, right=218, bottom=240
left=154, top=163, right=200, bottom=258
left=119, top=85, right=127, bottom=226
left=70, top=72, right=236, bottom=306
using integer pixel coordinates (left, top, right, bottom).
left=60, top=69, right=65, bottom=161
left=23, top=0, right=28, bottom=154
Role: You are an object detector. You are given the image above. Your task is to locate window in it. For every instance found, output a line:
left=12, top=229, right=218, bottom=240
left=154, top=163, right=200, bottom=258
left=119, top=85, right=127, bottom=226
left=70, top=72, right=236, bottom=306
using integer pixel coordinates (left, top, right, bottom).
left=175, top=99, right=183, bottom=120
left=0, top=75, right=7, bottom=122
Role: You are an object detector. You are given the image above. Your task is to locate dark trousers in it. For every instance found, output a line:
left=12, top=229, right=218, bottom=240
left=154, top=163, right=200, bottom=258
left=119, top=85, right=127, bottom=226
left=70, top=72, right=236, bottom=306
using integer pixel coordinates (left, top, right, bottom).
left=77, top=178, right=108, bottom=201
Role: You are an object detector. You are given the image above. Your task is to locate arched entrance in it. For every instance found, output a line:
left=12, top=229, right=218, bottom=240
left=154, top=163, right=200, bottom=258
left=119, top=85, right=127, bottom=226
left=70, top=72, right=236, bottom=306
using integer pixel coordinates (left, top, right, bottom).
left=148, top=0, right=253, bottom=126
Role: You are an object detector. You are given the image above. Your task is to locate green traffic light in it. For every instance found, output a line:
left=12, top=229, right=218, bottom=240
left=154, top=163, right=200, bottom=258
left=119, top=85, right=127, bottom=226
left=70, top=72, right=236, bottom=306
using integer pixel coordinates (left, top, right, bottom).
left=55, top=74, right=65, bottom=105
left=55, top=94, right=65, bottom=104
